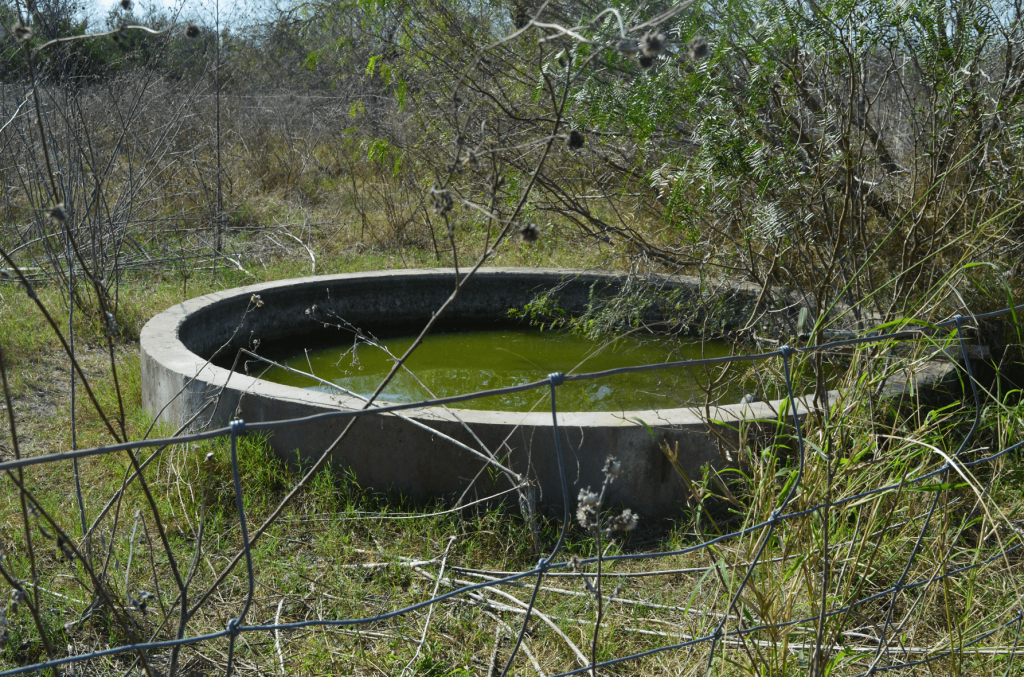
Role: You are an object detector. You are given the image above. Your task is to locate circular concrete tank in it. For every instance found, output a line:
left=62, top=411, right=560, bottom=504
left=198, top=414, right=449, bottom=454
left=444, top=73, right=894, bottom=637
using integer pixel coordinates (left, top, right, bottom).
left=139, top=268, right=953, bottom=516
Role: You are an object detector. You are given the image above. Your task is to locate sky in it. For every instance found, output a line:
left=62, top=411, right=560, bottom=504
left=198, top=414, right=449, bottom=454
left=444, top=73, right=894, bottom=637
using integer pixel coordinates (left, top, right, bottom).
left=80, top=0, right=275, bottom=30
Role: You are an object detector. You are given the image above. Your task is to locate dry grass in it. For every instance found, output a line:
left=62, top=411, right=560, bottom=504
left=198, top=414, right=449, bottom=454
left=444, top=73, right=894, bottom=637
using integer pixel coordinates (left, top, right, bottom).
left=2, top=251, right=1023, bottom=675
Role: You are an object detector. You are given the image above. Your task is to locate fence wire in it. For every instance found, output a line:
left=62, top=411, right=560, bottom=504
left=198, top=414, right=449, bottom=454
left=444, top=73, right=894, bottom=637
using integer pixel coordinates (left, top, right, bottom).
left=2, top=304, right=1023, bottom=676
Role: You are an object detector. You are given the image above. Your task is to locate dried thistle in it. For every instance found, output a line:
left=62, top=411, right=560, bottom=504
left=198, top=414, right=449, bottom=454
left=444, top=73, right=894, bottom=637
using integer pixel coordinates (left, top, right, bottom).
left=13, top=24, right=32, bottom=42
left=9, top=590, right=26, bottom=614
left=576, top=487, right=600, bottom=530
left=606, top=509, right=638, bottom=533
left=46, top=204, right=67, bottom=223
left=614, top=39, right=638, bottom=56
left=566, top=130, right=585, bottom=150
left=185, top=23, right=201, bottom=39
left=578, top=488, right=599, bottom=508
left=250, top=294, right=264, bottom=308
left=637, top=55, right=655, bottom=69
left=519, top=222, right=540, bottom=243
left=430, top=185, right=454, bottom=216
left=688, top=37, right=709, bottom=60
left=134, top=590, right=154, bottom=615
left=640, top=31, right=668, bottom=58
left=602, top=457, right=621, bottom=482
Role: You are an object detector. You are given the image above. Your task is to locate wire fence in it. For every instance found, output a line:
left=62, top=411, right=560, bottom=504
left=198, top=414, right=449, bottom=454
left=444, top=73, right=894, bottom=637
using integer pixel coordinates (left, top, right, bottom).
left=2, top=301, right=1024, bottom=676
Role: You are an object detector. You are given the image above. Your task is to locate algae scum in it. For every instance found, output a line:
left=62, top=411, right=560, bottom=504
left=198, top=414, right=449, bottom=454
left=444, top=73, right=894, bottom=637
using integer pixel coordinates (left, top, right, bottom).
left=262, top=329, right=750, bottom=412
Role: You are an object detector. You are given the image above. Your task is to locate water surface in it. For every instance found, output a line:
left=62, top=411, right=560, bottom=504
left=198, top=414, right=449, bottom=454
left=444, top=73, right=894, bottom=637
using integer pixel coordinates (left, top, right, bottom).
left=261, top=329, right=748, bottom=412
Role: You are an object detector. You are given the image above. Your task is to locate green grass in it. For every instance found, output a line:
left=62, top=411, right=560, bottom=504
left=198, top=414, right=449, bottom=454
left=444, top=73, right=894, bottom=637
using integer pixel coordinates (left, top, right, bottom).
left=2, top=242, right=1024, bottom=676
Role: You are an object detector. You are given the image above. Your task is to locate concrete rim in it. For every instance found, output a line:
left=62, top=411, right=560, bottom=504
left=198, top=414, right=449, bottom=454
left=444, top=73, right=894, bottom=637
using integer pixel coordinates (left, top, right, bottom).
left=140, top=268, right=957, bottom=515
left=141, top=267, right=796, bottom=429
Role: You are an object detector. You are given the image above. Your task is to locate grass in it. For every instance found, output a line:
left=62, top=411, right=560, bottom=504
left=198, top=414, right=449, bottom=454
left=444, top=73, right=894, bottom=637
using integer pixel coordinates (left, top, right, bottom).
left=1, top=234, right=1023, bottom=675
left=2, top=22, right=1023, bottom=672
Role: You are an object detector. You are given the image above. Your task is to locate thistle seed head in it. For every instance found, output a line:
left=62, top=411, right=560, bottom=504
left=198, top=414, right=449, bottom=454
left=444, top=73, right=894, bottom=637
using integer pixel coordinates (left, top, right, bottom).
left=637, top=55, right=655, bottom=69
left=607, top=509, right=638, bottom=532
left=519, top=222, right=540, bottom=243
left=185, top=23, right=201, bottom=39
left=576, top=503, right=596, bottom=530
left=640, top=31, right=667, bottom=58
left=430, top=185, right=454, bottom=216
left=566, top=130, right=585, bottom=150
left=10, top=589, right=26, bottom=614
left=603, top=456, right=621, bottom=481
left=688, top=36, right=709, bottom=60
left=138, top=590, right=154, bottom=611
left=614, top=39, right=638, bottom=56
left=13, top=24, right=32, bottom=42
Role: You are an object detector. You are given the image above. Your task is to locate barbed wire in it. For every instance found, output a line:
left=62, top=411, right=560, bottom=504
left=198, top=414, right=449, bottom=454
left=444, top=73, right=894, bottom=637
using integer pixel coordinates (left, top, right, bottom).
left=1, top=301, right=1022, bottom=676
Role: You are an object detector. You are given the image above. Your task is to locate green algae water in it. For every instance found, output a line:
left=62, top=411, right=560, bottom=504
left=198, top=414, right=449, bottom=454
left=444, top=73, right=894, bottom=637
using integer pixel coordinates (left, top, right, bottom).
left=262, top=329, right=749, bottom=412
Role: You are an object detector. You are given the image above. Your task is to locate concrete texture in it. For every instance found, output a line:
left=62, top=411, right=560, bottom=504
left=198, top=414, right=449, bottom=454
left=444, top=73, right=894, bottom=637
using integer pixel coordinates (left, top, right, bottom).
left=140, top=268, right=957, bottom=517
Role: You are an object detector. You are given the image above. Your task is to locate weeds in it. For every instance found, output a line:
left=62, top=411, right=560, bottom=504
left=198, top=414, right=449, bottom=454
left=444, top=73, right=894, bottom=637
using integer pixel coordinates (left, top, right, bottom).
left=2, top=0, right=1024, bottom=675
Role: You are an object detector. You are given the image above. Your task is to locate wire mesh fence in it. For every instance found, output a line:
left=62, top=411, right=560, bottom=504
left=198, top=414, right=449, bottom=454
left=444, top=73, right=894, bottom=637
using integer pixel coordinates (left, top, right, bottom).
left=2, top=299, right=1023, bottom=676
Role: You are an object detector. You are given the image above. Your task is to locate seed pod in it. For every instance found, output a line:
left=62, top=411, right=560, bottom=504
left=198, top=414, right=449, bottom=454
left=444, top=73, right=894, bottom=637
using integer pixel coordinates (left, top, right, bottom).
left=10, top=590, right=26, bottom=614
left=519, top=223, right=540, bottom=243
left=602, top=456, right=620, bottom=481
left=430, top=186, right=454, bottom=216
left=607, top=509, right=638, bottom=532
left=48, top=204, right=67, bottom=223
left=614, top=39, right=638, bottom=56
left=136, top=590, right=154, bottom=615
left=640, top=31, right=667, bottom=58
left=688, top=36, right=710, bottom=60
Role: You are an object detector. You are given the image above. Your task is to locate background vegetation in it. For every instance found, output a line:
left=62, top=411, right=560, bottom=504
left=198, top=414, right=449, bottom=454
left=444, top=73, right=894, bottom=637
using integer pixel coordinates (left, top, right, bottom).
left=1, top=0, right=1024, bottom=674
